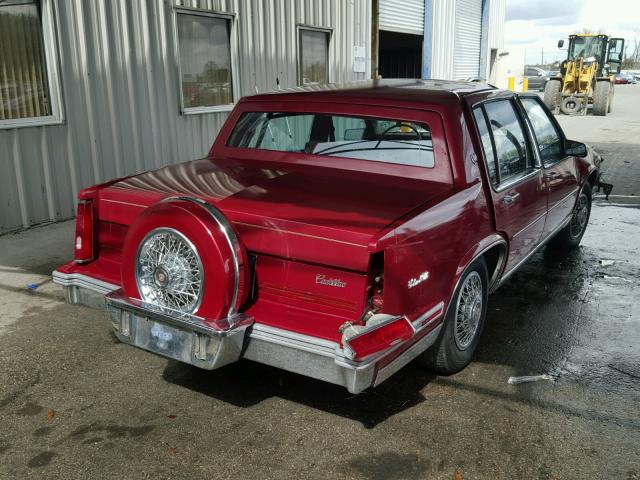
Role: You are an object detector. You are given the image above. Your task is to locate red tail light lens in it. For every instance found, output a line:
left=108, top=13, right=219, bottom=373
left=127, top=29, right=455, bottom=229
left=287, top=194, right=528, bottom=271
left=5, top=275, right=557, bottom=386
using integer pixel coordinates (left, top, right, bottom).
left=74, top=199, right=95, bottom=263
left=345, top=317, right=414, bottom=361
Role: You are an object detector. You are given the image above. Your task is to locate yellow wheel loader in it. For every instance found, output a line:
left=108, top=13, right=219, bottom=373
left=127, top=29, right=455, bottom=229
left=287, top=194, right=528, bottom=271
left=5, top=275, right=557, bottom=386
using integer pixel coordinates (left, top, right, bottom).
left=544, top=34, right=625, bottom=116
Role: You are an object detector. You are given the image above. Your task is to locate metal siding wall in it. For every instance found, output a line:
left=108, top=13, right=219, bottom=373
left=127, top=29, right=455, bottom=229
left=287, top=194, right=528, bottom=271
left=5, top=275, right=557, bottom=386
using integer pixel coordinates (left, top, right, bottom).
left=429, top=0, right=456, bottom=79
left=0, top=0, right=371, bottom=233
left=453, top=0, right=482, bottom=79
left=488, top=0, right=505, bottom=49
left=379, top=0, right=424, bottom=35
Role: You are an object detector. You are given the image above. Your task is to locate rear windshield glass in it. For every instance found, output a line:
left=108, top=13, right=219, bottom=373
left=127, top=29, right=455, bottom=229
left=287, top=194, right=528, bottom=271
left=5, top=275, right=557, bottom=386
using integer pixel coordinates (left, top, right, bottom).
left=227, top=112, right=435, bottom=168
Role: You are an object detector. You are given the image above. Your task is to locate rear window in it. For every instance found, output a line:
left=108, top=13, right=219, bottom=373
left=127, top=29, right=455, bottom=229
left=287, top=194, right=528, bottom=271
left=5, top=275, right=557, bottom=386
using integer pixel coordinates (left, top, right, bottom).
left=227, top=112, right=435, bottom=168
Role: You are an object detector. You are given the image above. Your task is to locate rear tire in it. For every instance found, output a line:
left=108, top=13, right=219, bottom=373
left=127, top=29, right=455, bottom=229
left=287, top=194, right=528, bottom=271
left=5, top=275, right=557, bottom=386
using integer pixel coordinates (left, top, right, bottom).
left=560, top=95, right=583, bottom=115
left=593, top=81, right=611, bottom=116
left=543, top=79, right=561, bottom=111
left=418, top=258, right=488, bottom=374
left=548, top=183, right=592, bottom=250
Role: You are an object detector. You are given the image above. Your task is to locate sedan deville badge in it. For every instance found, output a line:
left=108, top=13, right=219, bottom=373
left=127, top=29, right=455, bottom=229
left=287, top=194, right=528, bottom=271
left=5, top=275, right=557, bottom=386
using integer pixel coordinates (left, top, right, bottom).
left=316, top=274, right=347, bottom=288
left=408, top=271, right=429, bottom=289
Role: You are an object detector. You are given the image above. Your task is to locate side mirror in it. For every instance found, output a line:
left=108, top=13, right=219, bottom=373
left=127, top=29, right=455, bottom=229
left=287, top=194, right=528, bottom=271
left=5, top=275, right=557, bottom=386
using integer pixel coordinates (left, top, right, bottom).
left=565, top=139, right=587, bottom=157
left=538, top=72, right=544, bottom=77
left=558, top=39, right=564, bottom=48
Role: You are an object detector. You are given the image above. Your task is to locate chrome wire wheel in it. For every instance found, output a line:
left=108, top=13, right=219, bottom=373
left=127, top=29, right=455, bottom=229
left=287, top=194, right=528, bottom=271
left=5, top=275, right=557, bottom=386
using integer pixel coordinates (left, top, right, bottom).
left=136, top=228, right=203, bottom=313
left=454, top=271, right=484, bottom=350
left=570, top=193, right=589, bottom=239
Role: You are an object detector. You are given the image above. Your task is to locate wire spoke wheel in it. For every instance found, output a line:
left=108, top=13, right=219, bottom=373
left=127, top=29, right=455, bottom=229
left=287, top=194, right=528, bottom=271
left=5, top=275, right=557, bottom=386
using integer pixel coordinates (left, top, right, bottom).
left=454, top=271, right=484, bottom=350
left=570, top=193, right=589, bottom=239
left=136, top=228, right=203, bottom=313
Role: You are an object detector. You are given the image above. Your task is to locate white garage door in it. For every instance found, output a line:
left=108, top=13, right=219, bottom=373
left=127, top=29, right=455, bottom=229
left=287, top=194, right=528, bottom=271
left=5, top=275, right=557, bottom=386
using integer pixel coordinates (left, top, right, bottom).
left=379, top=0, right=425, bottom=35
left=454, top=0, right=482, bottom=79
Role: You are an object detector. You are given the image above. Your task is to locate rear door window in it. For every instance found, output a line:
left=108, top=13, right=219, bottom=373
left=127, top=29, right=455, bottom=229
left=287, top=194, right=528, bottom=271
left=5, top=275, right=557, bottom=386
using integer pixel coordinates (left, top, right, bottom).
left=473, top=108, right=499, bottom=186
left=227, top=112, right=435, bottom=168
left=482, top=100, right=533, bottom=185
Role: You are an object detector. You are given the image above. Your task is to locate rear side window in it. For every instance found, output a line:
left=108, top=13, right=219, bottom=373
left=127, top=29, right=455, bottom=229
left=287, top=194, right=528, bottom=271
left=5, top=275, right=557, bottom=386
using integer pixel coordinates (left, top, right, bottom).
left=473, top=108, right=498, bottom=186
left=227, top=112, right=435, bottom=168
left=520, top=98, right=563, bottom=165
left=481, top=100, right=532, bottom=186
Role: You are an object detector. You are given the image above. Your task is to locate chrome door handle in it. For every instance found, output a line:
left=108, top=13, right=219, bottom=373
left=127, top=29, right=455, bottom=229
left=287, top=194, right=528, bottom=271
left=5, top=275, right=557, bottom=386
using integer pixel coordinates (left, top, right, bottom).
left=502, top=193, right=520, bottom=204
left=546, top=171, right=560, bottom=180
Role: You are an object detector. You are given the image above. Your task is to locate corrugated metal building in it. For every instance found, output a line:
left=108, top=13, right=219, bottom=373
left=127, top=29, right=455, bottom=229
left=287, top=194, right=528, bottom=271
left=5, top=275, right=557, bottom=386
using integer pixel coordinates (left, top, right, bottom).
left=378, top=0, right=505, bottom=81
left=0, top=0, right=372, bottom=233
left=1, top=0, right=504, bottom=234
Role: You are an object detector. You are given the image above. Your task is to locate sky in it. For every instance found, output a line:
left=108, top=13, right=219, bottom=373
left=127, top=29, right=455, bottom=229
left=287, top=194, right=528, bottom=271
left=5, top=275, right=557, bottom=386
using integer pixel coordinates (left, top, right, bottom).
left=505, top=0, right=640, bottom=65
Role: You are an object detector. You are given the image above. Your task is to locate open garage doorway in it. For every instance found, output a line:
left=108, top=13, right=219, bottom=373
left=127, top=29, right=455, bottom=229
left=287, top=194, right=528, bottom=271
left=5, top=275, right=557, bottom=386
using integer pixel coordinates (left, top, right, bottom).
left=378, top=30, right=423, bottom=79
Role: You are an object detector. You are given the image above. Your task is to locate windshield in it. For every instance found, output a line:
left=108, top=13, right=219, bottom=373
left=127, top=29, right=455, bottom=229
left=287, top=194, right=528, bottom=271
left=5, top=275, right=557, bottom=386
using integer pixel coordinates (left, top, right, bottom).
left=568, top=36, right=604, bottom=60
left=227, top=112, right=435, bottom=168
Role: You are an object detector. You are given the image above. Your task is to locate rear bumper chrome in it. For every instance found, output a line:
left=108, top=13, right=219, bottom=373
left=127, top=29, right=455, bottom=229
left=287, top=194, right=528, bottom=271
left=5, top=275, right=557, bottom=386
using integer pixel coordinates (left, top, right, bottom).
left=53, top=270, right=443, bottom=393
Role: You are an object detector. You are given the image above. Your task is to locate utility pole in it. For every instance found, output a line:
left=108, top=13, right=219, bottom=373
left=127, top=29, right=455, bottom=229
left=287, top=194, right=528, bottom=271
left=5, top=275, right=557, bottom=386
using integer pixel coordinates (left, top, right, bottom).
left=541, top=47, right=544, bottom=66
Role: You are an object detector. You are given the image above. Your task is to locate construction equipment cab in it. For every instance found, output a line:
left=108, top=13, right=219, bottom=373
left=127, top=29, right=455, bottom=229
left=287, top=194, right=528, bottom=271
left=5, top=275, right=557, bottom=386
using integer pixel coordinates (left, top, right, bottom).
left=544, top=34, right=625, bottom=116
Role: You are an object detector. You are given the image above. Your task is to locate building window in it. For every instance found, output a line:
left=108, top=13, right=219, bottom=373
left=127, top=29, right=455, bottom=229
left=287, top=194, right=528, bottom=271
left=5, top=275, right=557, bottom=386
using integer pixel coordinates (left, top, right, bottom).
left=0, top=0, right=62, bottom=129
left=175, top=9, right=235, bottom=113
left=298, top=27, right=330, bottom=86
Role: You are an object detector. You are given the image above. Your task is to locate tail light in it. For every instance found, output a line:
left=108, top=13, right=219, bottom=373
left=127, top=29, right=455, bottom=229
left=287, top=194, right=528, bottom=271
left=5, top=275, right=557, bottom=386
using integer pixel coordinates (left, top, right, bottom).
left=343, top=315, right=414, bottom=361
left=74, top=199, right=96, bottom=263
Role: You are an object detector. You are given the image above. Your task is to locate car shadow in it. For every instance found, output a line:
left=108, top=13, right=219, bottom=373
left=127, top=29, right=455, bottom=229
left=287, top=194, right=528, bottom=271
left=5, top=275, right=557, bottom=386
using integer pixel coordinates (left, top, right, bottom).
left=163, top=243, right=621, bottom=430
left=162, top=358, right=437, bottom=429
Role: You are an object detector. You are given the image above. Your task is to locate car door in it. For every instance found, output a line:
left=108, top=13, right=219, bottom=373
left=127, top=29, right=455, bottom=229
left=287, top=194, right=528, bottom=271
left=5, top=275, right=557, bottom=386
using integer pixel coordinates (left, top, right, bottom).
left=472, top=98, right=548, bottom=271
left=519, top=96, right=579, bottom=238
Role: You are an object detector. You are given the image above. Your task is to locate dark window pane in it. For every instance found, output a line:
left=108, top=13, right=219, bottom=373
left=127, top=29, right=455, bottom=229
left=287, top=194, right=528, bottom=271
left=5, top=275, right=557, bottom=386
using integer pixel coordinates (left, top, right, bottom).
left=521, top=98, right=562, bottom=164
left=299, top=30, right=329, bottom=85
left=484, top=100, right=530, bottom=183
left=0, top=0, right=51, bottom=120
left=473, top=107, right=498, bottom=186
left=228, top=112, right=434, bottom=167
left=177, top=13, right=232, bottom=108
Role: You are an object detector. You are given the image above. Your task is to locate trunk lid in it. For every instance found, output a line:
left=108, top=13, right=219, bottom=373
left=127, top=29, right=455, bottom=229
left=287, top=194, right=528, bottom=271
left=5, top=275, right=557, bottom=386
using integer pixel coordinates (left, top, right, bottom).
left=99, top=157, right=451, bottom=271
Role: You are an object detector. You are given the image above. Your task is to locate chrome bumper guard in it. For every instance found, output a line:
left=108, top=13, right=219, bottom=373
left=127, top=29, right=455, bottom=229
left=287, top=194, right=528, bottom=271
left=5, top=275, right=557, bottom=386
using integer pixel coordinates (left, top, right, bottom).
left=54, top=271, right=443, bottom=393
left=106, top=289, right=252, bottom=370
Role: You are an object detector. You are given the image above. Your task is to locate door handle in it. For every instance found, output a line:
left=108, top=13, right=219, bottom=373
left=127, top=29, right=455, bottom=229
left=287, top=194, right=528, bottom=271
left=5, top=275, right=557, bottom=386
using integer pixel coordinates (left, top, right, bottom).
left=502, top=192, right=520, bottom=204
left=546, top=171, right=560, bottom=180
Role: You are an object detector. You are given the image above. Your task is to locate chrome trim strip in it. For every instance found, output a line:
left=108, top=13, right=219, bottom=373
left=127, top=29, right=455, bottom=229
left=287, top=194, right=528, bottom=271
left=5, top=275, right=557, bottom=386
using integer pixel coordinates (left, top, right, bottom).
left=498, top=214, right=572, bottom=287
left=232, top=221, right=368, bottom=248
left=548, top=188, right=579, bottom=213
left=512, top=210, right=546, bottom=239
left=455, top=240, right=508, bottom=295
left=411, top=301, right=445, bottom=330
left=163, top=196, right=244, bottom=321
left=100, top=198, right=148, bottom=209
left=248, top=323, right=340, bottom=359
left=52, top=270, right=119, bottom=295
left=373, top=324, right=443, bottom=387
left=492, top=168, right=541, bottom=194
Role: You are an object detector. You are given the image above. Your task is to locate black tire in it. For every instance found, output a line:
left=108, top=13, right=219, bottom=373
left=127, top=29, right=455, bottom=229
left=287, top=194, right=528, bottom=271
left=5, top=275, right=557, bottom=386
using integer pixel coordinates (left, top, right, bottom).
left=560, top=95, right=583, bottom=115
left=543, top=79, right=561, bottom=110
left=593, top=81, right=610, bottom=116
left=548, top=183, right=592, bottom=250
left=418, top=258, right=489, bottom=374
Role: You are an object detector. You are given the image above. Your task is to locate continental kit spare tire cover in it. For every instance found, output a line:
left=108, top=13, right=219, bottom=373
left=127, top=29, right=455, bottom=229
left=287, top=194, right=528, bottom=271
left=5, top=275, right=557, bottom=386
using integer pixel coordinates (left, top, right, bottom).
left=121, top=198, right=249, bottom=320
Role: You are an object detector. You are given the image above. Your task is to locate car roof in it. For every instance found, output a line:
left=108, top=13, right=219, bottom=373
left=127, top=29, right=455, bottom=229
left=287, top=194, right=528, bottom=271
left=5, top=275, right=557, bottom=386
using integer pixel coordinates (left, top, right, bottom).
left=242, top=79, right=497, bottom=109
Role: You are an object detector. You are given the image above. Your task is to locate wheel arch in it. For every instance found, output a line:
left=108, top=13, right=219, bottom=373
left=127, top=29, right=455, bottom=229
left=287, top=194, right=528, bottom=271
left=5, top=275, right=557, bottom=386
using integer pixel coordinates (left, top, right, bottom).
left=452, top=235, right=508, bottom=300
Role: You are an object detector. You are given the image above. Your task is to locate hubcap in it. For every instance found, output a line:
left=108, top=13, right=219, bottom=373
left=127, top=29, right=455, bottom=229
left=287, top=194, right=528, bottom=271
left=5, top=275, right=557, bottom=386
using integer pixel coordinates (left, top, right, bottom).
left=454, top=271, right=484, bottom=350
left=136, top=229, right=203, bottom=313
left=570, top=193, right=589, bottom=239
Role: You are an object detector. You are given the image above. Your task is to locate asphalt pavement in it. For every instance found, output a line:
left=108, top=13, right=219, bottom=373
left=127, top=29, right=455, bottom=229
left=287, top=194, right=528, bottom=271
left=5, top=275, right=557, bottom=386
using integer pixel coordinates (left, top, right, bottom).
left=0, top=85, right=639, bottom=480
